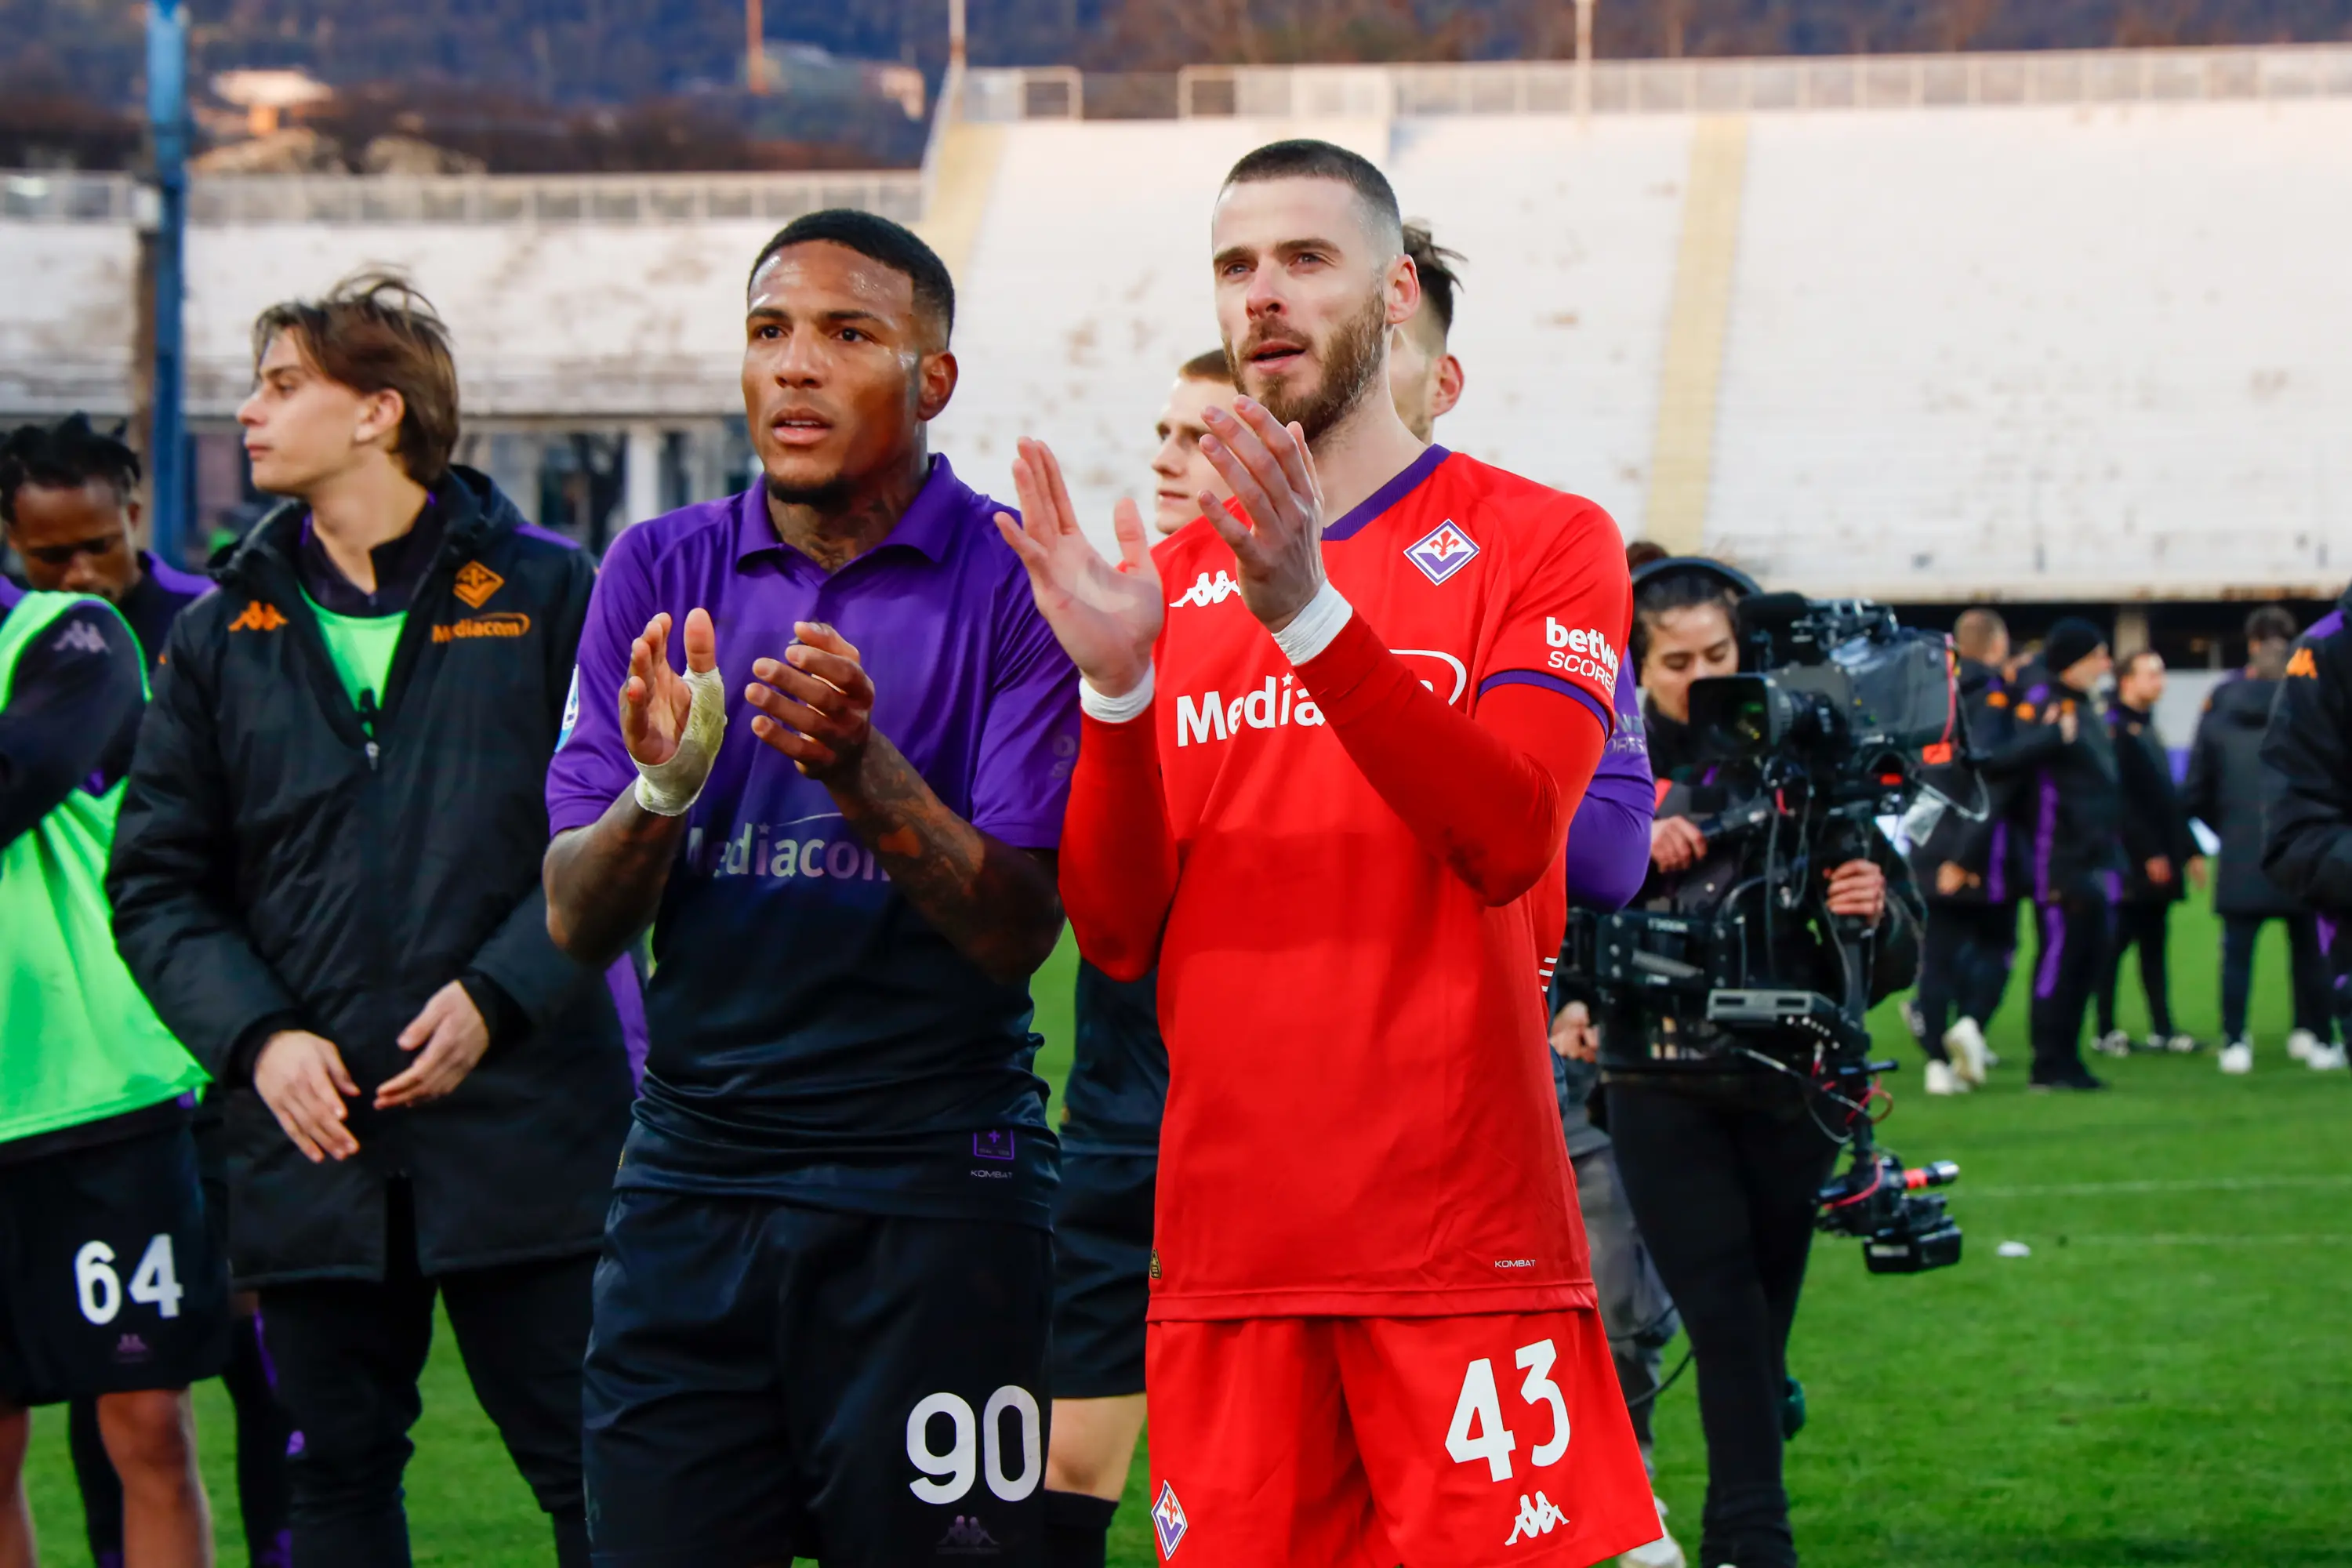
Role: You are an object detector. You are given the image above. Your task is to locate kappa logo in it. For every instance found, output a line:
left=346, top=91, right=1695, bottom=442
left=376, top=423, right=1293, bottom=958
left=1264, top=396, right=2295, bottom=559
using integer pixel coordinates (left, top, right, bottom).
left=50, top=620, right=110, bottom=656
left=2288, top=647, right=2319, bottom=679
left=1169, top=570, right=1243, bottom=609
left=1405, top=519, right=1480, bottom=585
left=431, top=612, right=532, bottom=644
left=1504, top=1490, right=1570, bottom=1545
left=113, top=1333, right=151, bottom=1365
left=936, top=1514, right=1001, bottom=1556
left=1150, top=1480, right=1189, bottom=1557
left=452, top=561, right=506, bottom=608
left=227, top=600, right=288, bottom=633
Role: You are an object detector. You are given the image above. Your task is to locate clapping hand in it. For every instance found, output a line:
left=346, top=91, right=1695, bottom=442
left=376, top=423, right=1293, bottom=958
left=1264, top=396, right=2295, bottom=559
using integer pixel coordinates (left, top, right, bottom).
left=996, top=438, right=1163, bottom=696
left=1193, top=398, right=1329, bottom=633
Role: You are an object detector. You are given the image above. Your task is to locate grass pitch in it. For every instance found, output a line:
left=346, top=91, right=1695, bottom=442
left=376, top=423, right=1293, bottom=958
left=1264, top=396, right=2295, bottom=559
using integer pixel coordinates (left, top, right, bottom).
left=17, top=895, right=2347, bottom=1566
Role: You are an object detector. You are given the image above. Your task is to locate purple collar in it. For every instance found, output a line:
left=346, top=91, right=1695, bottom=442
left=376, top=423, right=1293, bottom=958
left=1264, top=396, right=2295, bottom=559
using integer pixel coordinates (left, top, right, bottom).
left=1323, top=445, right=1450, bottom=543
left=732, top=453, right=965, bottom=570
left=0, top=575, right=23, bottom=613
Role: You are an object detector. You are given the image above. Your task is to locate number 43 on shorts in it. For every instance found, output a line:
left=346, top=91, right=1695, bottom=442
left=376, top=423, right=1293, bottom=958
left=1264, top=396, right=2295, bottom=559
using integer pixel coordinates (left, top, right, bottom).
left=1446, top=1339, right=1571, bottom=1483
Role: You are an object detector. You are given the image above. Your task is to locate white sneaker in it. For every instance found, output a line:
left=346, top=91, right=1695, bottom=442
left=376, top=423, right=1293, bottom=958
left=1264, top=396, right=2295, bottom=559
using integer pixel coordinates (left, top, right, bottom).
left=2288, top=1029, right=2321, bottom=1063
left=2094, top=1029, right=2133, bottom=1058
left=2164, top=1033, right=2199, bottom=1054
left=2309, top=1044, right=2348, bottom=1072
left=1925, top=1059, right=1966, bottom=1096
left=1618, top=1497, right=1687, bottom=1568
left=2219, top=1040, right=2253, bottom=1075
left=1944, top=1018, right=1991, bottom=1085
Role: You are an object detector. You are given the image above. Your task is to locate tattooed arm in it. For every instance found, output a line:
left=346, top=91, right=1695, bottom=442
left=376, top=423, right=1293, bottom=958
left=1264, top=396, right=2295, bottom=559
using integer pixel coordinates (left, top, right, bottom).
left=743, top=620, right=1064, bottom=983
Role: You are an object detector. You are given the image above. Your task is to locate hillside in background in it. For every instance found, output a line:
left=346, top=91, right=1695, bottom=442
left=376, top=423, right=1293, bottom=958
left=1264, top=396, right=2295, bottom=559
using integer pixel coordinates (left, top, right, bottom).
left=3, top=0, right=2348, bottom=172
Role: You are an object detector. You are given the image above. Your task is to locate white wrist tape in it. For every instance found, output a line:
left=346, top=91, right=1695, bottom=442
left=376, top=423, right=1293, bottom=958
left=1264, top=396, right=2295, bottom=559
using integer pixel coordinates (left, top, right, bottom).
left=631, top=664, right=729, bottom=817
left=1080, top=664, right=1154, bottom=724
left=1272, top=581, right=1353, bottom=666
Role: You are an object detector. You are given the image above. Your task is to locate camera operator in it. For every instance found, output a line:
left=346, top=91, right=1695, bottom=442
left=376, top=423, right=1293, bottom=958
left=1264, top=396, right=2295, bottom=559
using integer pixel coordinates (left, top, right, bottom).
left=1598, top=560, right=1919, bottom=1568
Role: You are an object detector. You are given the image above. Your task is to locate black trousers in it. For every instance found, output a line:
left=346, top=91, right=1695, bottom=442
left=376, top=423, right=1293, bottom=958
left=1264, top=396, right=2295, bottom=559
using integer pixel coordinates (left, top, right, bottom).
left=2095, top=899, right=2176, bottom=1040
left=2029, top=895, right=2111, bottom=1081
left=1606, top=1077, right=1842, bottom=1568
left=256, top=1183, right=595, bottom=1568
left=1914, top=902, right=2020, bottom=1058
left=2219, top=913, right=2333, bottom=1041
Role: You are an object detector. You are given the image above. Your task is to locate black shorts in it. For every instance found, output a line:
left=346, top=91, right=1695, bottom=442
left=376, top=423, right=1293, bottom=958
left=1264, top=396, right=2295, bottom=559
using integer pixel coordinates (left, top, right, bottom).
left=582, top=1188, right=1052, bottom=1567
left=0, top=1123, right=231, bottom=1407
left=1047, top=1152, right=1156, bottom=1400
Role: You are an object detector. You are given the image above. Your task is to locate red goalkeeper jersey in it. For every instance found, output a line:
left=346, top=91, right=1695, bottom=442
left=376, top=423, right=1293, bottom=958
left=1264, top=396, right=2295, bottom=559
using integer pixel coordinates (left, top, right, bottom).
left=1070, top=445, right=1632, bottom=1321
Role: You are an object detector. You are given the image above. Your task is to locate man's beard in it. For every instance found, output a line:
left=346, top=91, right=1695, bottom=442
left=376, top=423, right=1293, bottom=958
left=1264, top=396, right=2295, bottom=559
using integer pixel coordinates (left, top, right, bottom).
left=764, top=470, right=855, bottom=512
left=1232, top=289, right=1389, bottom=445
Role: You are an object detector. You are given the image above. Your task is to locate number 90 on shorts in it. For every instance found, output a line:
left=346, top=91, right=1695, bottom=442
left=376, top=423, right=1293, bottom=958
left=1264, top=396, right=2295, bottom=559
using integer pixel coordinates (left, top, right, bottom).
left=906, top=1385, right=1042, bottom=1504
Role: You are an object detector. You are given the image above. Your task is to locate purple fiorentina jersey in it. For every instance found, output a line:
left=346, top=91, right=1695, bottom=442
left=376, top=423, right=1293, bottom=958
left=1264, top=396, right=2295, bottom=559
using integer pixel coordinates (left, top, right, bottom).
left=546, top=456, right=1079, bottom=1224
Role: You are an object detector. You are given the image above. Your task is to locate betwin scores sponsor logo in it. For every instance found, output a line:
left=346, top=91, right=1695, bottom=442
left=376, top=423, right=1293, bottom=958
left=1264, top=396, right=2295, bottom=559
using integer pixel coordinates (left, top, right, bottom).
left=1173, top=650, right=1468, bottom=748
left=1544, top=616, right=1621, bottom=685
left=431, top=612, right=532, bottom=644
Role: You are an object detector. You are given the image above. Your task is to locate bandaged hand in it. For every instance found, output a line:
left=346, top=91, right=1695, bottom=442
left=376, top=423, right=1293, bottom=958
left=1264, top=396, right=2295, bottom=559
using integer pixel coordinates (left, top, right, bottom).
left=622, top=608, right=728, bottom=817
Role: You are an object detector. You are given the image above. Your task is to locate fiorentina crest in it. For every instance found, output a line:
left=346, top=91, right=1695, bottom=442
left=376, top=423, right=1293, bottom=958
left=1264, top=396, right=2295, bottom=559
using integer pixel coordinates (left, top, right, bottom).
left=1150, top=1480, right=1189, bottom=1557
left=1405, top=519, right=1481, bottom=585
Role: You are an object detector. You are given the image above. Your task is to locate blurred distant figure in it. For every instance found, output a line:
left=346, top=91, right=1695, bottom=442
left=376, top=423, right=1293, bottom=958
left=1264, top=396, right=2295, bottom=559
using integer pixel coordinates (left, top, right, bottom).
left=2009, top=617, right=2122, bottom=1091
left=2186, top=606, right=2336, bottom=1074
left=2096, top=649, right=2200, bottom=1056
left=1907, top=608, right=2033, bottom=1092
left=2258, top=596, right=2352, bottom=1073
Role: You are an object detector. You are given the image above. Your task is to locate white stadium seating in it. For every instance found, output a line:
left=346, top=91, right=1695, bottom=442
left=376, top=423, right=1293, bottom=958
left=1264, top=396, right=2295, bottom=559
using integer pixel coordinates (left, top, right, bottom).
left=6, top=46, right=2350, bottom=598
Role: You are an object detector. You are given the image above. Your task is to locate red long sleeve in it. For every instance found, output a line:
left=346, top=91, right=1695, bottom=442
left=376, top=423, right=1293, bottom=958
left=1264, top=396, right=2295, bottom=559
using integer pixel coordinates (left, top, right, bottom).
left=1295, top=611, right=1606, bottom=906
left=1058, top=704, right=1180, bottom=980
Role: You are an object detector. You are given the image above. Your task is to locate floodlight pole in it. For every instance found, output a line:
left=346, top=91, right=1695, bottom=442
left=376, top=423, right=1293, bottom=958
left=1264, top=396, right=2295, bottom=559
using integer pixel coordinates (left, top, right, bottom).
left=1575, top=0, right=1595, bottom=122
left=145, top=0, right=188, bottom=568
left=747, top=0, right=765, bottom=93
left=949, top=0, right=967, bottom=72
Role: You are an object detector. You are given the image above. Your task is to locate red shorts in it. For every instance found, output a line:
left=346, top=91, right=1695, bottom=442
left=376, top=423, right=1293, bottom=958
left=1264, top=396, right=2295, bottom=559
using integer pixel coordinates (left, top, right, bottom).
left=1143, top=1306, right=1654, bottom=1567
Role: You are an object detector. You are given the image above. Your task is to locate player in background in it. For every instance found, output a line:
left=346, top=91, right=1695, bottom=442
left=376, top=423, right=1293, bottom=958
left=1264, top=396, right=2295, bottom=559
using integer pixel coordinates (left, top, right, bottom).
left=543, top=211, right=1078, bottom=1566
left=108, top=274, right=634, bottom=1568
left=1, top=579, right=224, bottom=1568
left=1041, top=350, right=1239, bottom=1566
left=0, top=416, right=212, bottom=665
left=1000, top=139, right=1653, bottom=1566
left=2261, top=591, right=2352, bottom=1071
left=2, top=416, right=296, bottom=1568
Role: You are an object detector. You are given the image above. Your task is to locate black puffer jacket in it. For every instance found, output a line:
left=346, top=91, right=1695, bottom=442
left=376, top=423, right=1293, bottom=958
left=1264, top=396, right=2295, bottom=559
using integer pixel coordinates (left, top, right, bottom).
left=107, top=469, right=633, bottom=1286
left=1999, top=660, right=2125, bottom=903
left=2186, top=671, right=2303, bottom=918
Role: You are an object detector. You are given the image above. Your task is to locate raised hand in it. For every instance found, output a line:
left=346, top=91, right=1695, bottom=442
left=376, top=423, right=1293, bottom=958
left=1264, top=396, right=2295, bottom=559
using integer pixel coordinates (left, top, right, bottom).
left=620, top=608, right=719, bottom=768
left=747, top=622, right=875, bottom=782
left=996, top=437, right=1163, bottom=696
left=1196, top=397, right=1329, bottom=632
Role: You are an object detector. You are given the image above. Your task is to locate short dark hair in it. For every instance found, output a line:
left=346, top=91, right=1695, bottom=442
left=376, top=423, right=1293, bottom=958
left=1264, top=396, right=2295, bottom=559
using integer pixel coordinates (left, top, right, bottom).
left=1179, top=348, right=1233, bottom=384
left=1401, top=221, right=1465, bottom=340
left=750, top=209, right=955, bottom=345
left=2246, top=604, right=2298, bottom=645
left=1222, top=139, right=1403, bottom=249
left=252, top=271, right=459, bottom=485
left=1, top=413, right=142, bottom=524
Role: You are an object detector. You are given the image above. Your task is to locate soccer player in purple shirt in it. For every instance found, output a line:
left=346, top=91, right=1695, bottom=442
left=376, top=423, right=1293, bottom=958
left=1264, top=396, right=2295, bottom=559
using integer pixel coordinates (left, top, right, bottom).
left=543, top=211, right=1078, bottom=1566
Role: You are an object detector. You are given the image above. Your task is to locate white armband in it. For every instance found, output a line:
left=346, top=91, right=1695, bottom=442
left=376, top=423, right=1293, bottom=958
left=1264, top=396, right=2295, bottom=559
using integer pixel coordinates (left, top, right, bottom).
left=1271, top=580, right=1353, bottom=667
left=631, top=664, right=729, bottom=817
left=1080, top=665, right=1155, bottom=724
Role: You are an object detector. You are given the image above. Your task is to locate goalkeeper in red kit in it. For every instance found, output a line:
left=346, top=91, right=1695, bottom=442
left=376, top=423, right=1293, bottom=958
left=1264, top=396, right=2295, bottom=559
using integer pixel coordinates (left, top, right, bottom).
left=997, top=139, right=1653, bottom=1567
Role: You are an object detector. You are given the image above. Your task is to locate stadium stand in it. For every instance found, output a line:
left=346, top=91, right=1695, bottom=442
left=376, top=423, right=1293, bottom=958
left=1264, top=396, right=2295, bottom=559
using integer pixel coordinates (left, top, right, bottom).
left=5, top=45, right=2350, bottom=597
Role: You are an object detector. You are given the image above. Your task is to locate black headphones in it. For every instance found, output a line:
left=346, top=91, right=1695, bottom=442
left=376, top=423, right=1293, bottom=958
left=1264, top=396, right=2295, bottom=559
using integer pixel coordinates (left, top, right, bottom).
left=1628, top=554, right=1760, bottom=598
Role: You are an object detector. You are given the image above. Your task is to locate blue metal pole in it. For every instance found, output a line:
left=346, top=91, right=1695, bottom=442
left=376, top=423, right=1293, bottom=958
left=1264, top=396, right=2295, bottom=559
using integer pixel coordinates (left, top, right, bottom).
left=146, top=0, right=189, bottom=567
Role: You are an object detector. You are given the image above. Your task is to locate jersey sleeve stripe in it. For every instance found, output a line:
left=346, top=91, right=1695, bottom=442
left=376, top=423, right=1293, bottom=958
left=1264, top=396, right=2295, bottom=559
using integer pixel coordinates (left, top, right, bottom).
left=1477, top=670, right=1613, bottom=734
